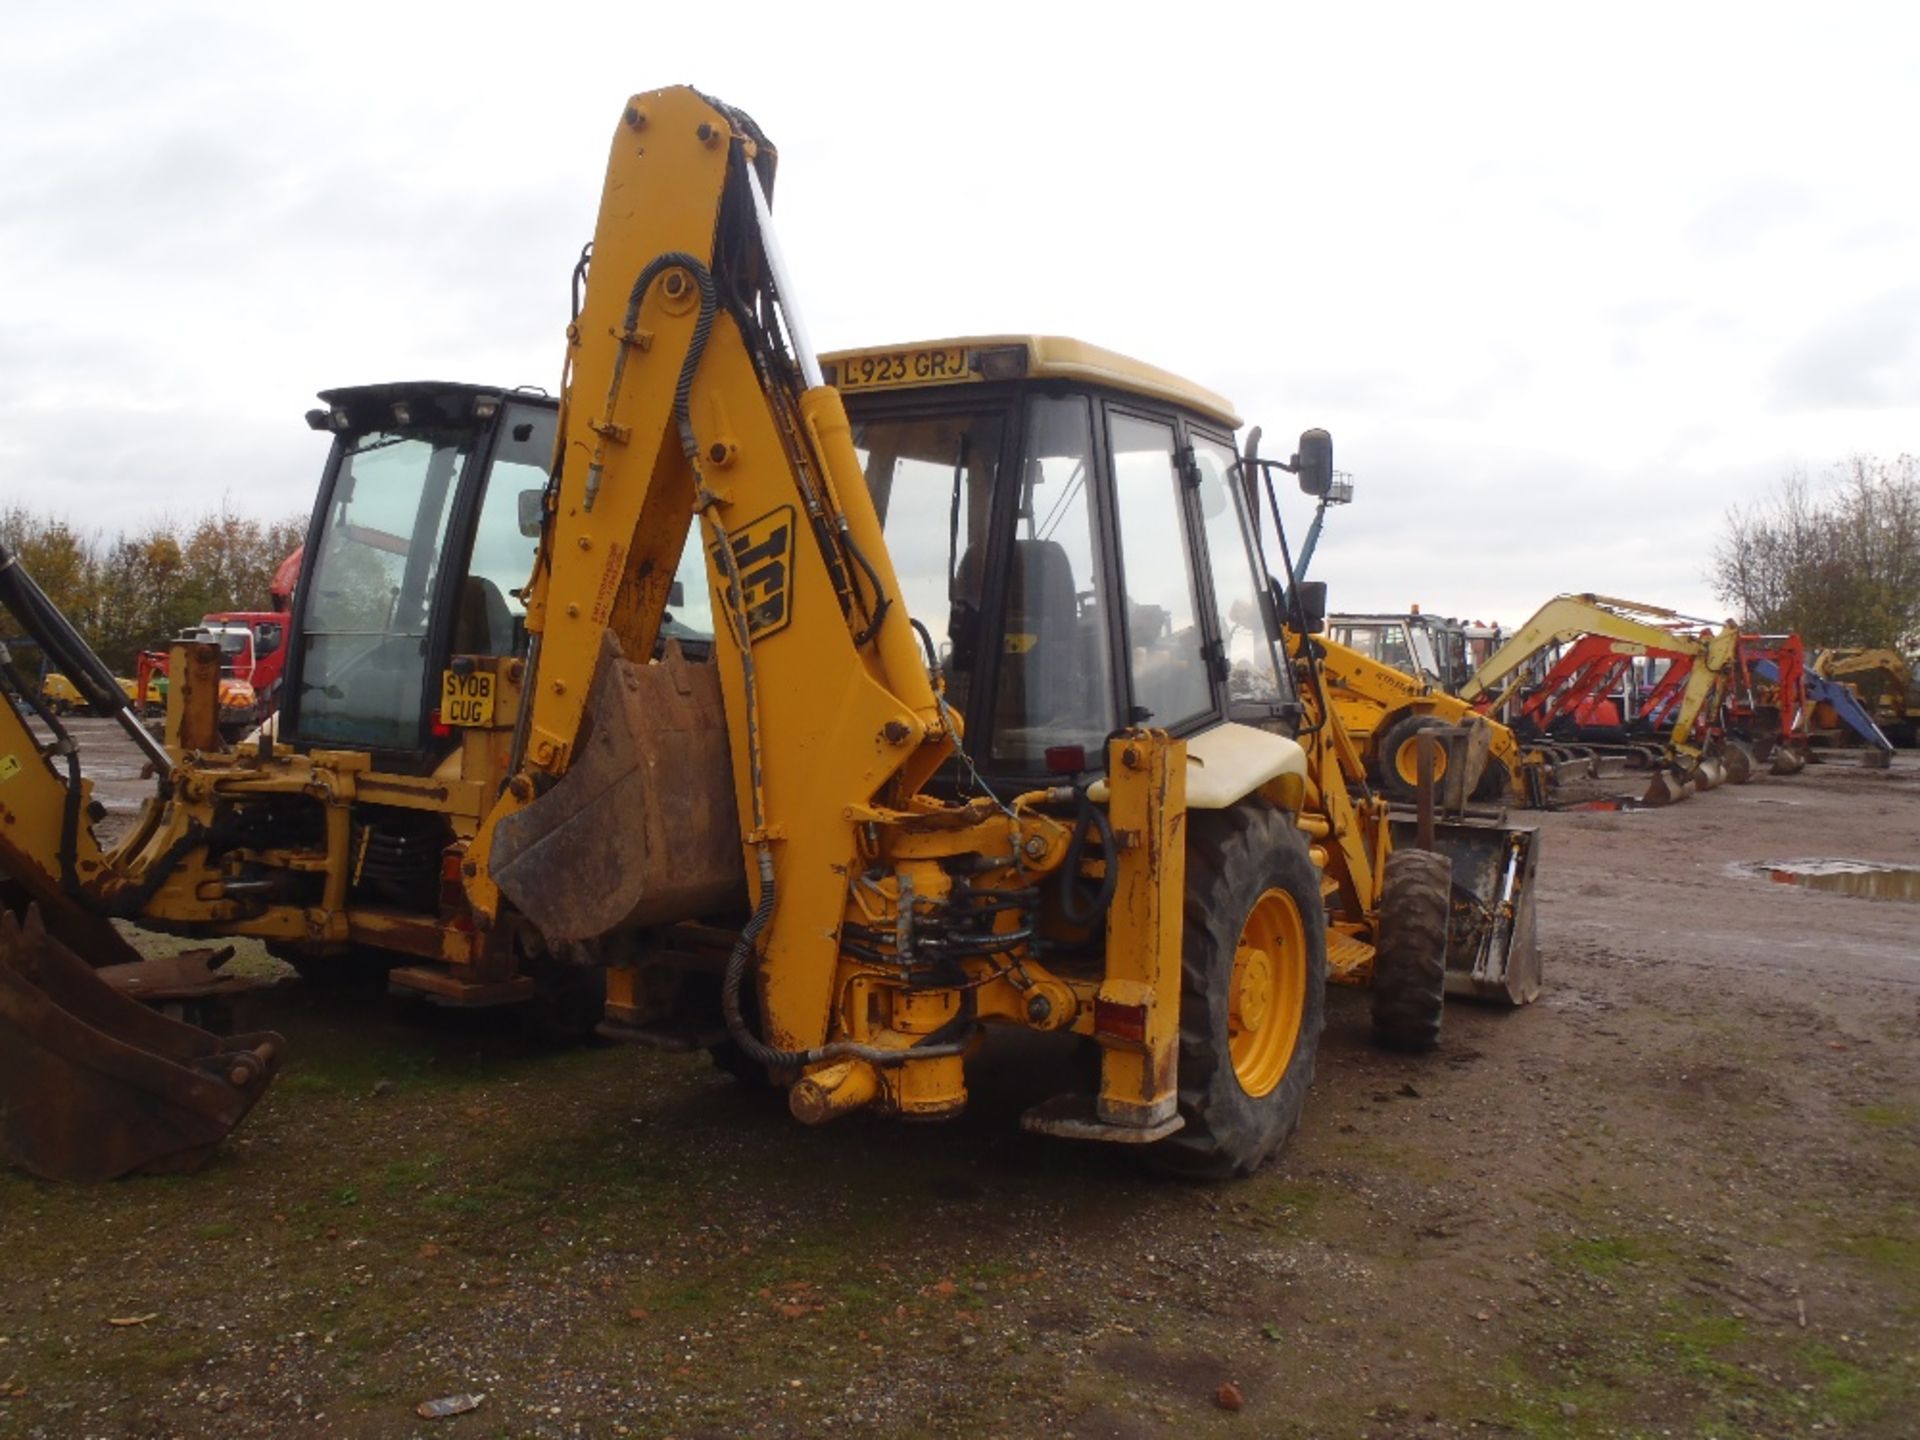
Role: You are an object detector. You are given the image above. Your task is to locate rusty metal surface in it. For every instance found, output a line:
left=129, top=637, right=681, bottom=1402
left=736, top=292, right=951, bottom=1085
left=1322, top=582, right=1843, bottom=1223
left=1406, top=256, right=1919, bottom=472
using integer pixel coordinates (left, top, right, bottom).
left=1391, top=816, right=1543, bottom=1006
left=491, top=642, right=746, bottom=942
left=0, top=906, right=283, bottom=1182
left=96, top=947, right=276, bottom=1004
left=387, top=965, right=536, bottom=1006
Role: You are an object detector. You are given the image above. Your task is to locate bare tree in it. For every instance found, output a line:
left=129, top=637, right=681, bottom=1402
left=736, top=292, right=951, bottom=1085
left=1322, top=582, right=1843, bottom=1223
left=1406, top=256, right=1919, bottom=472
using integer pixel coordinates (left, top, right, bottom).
left=1712, top=455, right=1920, bottom=650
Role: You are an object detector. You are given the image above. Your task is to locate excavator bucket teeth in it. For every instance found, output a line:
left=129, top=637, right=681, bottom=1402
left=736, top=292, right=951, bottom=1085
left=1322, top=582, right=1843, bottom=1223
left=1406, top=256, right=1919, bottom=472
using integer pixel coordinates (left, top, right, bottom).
left=0, top=906, right=283, bottom=1182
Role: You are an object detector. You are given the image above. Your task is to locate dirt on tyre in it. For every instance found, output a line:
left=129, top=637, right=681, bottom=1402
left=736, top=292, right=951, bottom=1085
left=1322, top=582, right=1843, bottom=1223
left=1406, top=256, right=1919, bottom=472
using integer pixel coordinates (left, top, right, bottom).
left=1370, top=848, right=1451, bottom=1051
left=1150, top=800, right=1326, bottom=1180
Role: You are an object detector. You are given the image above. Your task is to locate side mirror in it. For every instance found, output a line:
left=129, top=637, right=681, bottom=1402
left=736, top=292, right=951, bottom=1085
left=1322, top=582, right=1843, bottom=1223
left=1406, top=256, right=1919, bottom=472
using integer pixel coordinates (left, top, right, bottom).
left=668, top=580, right=686, bottom=608
left=1293, top=429, right=1334, bottom=499
left=517, top=488, right=545, bottom=539
left=1294, top=579, right=1329, bottom=633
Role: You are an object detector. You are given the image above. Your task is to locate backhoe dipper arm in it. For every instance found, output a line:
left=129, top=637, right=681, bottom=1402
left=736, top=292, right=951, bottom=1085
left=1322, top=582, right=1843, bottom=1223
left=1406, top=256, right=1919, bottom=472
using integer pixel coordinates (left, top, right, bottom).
left=467, top=88, right=954, bottom=1055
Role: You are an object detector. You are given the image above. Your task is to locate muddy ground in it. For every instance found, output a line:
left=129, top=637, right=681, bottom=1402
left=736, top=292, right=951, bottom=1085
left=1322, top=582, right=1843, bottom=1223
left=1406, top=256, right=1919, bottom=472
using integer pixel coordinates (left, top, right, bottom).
left=2, top=720, right=1917, bottom=1438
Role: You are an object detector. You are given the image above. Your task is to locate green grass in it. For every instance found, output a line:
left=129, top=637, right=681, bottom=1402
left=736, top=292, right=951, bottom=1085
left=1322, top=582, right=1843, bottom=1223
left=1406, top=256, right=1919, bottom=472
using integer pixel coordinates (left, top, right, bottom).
left=1559, top=1233, right=1645, bottom=1278
left=1854, top=1102, right=1919, bottom=1132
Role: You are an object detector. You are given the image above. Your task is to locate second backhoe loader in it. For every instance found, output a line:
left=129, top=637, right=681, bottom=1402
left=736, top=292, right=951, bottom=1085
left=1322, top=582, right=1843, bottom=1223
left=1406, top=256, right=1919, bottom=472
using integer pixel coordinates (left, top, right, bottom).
left=0, top=85, right=1542, bottom=1182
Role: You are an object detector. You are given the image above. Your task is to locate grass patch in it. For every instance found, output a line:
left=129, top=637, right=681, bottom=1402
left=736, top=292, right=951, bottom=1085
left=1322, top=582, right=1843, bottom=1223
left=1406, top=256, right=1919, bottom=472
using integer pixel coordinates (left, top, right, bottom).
left=1838, top=1232, right=1920, bottom=1275
left=1854, top=1102, right=1918, bottom=1132
left=1799, top=1344, right=1913, bottom=1428
left=1559, top=1233, right=1644, bottom=1278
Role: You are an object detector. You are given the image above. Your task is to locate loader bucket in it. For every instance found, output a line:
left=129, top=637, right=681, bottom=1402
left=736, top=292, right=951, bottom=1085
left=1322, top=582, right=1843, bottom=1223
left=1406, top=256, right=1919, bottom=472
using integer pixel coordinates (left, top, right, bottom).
left=1390, top=818, right=1542, bottom=1006
left=0, top=907, right=283, bottom=1182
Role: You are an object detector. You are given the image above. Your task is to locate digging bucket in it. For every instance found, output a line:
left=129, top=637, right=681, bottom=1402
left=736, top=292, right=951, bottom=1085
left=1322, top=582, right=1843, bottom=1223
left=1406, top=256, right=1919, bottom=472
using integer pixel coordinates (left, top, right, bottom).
left=0, top=906, right=282, bottom=1182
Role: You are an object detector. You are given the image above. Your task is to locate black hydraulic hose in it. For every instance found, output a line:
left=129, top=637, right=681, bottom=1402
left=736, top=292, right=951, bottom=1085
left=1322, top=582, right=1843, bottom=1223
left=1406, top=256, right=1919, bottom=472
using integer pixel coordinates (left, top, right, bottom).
left=720, top=847, right=971, bottom=1070
left=569, top=241, right=592, bottom=321
left=583, top=251, right=717, bottom=512
left=909, top=617, right=940, bottom=675
left=1057, top=792, right=1119, bottom=928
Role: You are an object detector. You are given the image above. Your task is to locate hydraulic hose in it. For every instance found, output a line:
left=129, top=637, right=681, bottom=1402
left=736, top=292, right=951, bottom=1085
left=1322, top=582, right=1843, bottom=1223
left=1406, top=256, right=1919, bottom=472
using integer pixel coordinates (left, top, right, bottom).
left=720, top=845, right=970, bottom=1071
left=1057, top=791, right=1119, bottom=929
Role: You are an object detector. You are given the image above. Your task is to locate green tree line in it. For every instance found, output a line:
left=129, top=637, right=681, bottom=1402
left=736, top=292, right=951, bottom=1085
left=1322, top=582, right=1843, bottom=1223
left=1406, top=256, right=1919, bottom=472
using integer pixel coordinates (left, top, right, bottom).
left=1712, top=454, right=1920, bottom=651
left=0, top=504, right=307, bottom=675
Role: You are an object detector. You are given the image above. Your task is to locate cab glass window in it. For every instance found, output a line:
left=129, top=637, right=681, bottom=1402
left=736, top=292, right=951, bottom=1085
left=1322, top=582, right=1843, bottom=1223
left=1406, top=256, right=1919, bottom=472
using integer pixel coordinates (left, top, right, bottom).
left=1109, top=412, right=1210, bottom=728
left=458, top=402, right=557, bottom=657
left=1191, top=437, right=1284, bottom=706
left=664, top=519, right=716, bottom=643
left=296, top=429, right=467, bottom=749
left=986, top=395, right=1119, bottom=764
left=855, top=409, right=1005, bottom=717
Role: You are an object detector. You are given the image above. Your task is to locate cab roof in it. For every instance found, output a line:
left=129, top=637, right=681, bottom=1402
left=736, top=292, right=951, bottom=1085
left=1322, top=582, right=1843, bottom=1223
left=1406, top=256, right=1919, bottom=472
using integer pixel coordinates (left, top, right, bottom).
left=821, top=335, right=1241, bottom=430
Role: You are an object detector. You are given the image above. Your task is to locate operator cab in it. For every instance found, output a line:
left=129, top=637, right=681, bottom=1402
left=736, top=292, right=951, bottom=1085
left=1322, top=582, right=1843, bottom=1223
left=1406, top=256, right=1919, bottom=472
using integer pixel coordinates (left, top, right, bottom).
left=824, top=336, right=1302, bottom=786
left=281, top=382, right=563, bottom=765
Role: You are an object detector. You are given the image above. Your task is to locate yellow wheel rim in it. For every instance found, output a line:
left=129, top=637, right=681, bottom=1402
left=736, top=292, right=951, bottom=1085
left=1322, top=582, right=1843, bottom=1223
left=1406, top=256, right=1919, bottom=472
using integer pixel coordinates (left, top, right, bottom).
left=1393, top=731, right=1448, bottom=788
left=1228, top=887, right=1308, bottom=1098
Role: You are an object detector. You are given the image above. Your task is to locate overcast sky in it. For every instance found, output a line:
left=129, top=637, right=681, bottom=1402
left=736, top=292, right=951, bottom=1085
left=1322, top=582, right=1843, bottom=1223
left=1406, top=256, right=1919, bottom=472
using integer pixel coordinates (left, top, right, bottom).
left=2, top=1, right=1915, bottom=625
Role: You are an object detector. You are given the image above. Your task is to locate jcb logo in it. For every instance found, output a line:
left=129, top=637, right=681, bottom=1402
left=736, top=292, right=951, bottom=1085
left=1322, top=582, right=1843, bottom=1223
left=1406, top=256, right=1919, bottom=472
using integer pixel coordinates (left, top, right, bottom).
left=713, top=506, right=795, bottom=641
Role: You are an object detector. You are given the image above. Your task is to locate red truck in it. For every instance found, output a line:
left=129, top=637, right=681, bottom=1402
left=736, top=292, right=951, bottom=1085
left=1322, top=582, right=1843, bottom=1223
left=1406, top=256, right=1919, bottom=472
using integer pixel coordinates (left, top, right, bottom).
left=137, top=548, right=302, bottom=735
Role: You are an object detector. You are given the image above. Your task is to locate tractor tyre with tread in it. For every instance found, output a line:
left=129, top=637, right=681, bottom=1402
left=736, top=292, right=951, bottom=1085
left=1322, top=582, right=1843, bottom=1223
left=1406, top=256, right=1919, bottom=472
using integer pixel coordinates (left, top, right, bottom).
left=1370, top=848, right=1451, bottom=1051
left=1150, top=800, right=1326, bottom=1180
left=1377, top=713, right=1448, bottom=806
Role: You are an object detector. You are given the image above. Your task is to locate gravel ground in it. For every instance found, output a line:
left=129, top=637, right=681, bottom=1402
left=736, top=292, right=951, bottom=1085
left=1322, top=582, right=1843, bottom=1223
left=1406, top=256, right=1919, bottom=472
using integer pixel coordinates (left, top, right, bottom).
left=1, top=721, right=1916, bottom=1438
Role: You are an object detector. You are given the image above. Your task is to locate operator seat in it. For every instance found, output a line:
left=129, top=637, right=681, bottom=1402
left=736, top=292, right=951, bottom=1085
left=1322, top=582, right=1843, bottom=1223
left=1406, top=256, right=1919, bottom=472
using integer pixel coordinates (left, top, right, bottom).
left=994, top=538, right=1080, bottom=744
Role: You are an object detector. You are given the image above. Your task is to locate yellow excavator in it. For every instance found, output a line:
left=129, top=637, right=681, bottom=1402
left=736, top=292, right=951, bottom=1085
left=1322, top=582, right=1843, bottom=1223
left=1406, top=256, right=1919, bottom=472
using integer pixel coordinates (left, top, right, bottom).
left=1458, top=594, right=1748, bottom=804
left=0, top=86, right=1541, bottom=1182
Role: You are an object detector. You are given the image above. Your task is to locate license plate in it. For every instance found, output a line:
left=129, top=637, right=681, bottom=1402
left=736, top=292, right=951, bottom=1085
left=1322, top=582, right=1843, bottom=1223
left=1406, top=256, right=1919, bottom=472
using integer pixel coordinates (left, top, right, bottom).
left=833, top=346, right=969, bottom=392
left=441, top=668, right=495, bottom=727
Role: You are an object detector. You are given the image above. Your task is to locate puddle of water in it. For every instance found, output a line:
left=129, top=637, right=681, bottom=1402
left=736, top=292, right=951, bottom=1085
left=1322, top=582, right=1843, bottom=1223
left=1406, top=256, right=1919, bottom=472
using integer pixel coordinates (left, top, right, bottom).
left=1732, top=859, right=1920, bottom=903
left=1566, top=798, right=1652, bottom=813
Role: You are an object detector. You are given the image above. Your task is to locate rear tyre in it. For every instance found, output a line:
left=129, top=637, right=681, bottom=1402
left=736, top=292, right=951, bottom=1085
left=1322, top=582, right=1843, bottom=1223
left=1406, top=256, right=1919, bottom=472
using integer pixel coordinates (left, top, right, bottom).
left=1376, top=713, right=1448, bottom=805
left=1151, top=801, right=1326, bottom=1180
left=1370, top=848, right=1451, bottom=1051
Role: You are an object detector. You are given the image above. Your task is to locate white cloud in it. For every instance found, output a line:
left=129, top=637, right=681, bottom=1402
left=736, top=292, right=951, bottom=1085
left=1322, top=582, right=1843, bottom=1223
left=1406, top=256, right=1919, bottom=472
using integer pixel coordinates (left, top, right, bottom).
left=1, top=0, right=1915, bottom=624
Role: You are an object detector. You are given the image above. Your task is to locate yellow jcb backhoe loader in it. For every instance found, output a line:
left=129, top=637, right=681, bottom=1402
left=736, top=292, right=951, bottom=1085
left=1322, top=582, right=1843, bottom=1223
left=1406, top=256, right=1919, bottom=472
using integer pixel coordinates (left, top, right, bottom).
left=0, top=85, right=1541, bottom=1182
left=1458, top=594, right=1747, bottom=805
left=1308, top=627, right=1560, bottom=808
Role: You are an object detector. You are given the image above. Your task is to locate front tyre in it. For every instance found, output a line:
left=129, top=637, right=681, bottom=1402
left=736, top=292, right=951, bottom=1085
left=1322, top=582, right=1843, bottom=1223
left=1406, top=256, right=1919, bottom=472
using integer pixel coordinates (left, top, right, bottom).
left=1151, top=801, right=1326, bottom=1179
left=1370, top=848, right=1451, bottom=1050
